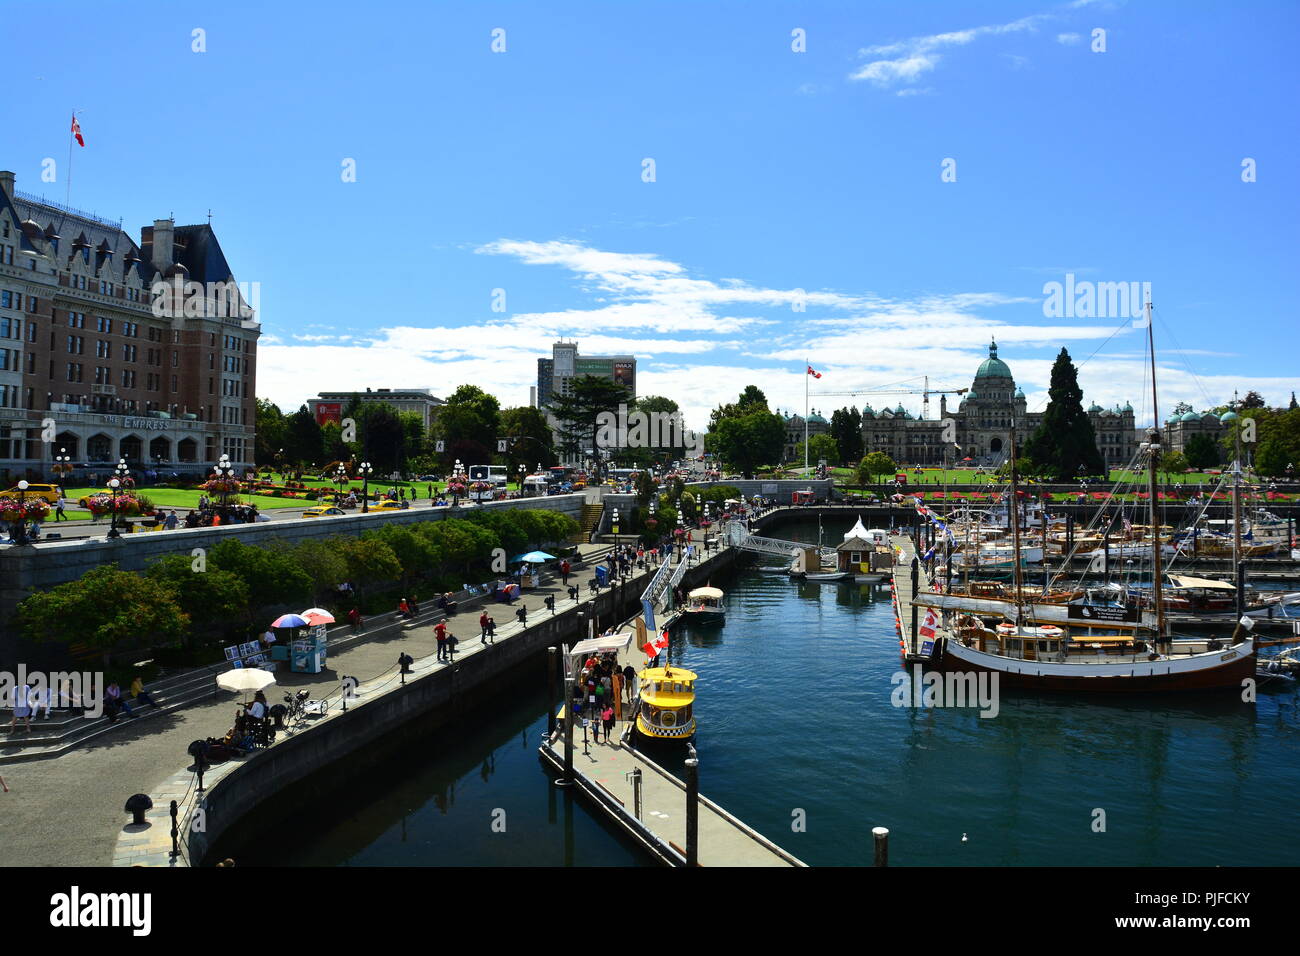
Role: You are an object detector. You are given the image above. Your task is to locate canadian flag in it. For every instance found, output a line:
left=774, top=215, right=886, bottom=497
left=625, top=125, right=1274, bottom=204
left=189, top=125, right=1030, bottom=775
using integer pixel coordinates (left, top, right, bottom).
left=919, top=608, right=939, bottom=642
left=71, top=113, right=85, bottom=147
left=655, top=631, right=669, bottom=649
left=642, top=642, right=658, bottom=659
left=806, top=365, right=822, bottom=378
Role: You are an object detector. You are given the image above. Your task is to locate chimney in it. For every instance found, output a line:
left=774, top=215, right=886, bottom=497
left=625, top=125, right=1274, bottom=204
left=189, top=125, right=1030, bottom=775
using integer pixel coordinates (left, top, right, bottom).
left=151, top=218, right=175, bottom=270
left=0, top=170, right=14, bottom=199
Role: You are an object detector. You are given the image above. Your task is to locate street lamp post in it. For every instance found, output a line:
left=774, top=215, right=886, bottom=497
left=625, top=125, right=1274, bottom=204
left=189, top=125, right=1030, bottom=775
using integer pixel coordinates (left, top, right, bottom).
left=210, top=454, right=234, bottom=521
left=334, top=463, right=348, bottom=505
left=13, top=480, right=30, bottom=545
left=612, top=507, right=620, bottom=551
left=52, top=447, right=72, bottom=486
left=358, top=461, right=373, bottom=513
left=518, top=463, right=526, bottom=493
left=106, top=476, right=122, bottom=538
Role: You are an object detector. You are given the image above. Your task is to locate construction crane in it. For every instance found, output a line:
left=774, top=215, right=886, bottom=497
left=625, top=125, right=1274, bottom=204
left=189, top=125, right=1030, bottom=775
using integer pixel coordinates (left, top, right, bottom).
left=810, top=375, right=967, bottom=420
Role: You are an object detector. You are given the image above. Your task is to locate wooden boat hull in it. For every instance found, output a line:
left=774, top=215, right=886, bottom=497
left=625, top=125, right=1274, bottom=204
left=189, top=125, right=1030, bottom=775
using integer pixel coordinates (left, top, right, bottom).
left=934, top=636, right=1255, bottom=693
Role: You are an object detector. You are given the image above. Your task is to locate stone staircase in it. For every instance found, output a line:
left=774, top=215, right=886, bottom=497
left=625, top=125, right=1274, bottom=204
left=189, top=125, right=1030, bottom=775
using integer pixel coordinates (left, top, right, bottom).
left=575, top=502, right=604, bottom=544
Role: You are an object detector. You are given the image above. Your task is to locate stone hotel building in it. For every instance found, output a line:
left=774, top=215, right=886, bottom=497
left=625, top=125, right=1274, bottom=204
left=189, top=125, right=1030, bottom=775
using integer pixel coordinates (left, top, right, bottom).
left=0, top=170, right=258, bottom=481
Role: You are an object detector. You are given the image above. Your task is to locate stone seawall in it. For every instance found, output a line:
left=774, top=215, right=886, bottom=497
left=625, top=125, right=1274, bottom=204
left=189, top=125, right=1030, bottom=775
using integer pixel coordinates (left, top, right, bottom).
left=187, top=544, right=738, bottom=865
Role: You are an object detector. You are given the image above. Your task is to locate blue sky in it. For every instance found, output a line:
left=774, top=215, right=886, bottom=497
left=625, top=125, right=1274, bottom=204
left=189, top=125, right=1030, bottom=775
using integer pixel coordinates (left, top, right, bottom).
left=6, top=0, right=1298, bottom=429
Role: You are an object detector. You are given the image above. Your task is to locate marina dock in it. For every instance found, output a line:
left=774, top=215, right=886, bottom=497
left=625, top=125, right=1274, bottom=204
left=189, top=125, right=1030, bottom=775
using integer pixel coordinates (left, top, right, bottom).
left=890, top=533, right=935, bottom=662
left=538, top=555, right=805, bottom=867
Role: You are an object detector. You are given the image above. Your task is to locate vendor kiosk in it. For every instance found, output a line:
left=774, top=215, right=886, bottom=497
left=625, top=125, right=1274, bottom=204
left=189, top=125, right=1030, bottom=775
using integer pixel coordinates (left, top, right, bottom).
left=291, top=624, right=328, bottom=674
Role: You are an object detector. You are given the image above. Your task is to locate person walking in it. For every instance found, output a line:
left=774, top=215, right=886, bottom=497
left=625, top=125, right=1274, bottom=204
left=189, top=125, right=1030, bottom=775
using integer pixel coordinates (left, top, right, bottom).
left=435, top=619, right=448, bottom=661
left=348, top=607, right=364, bottom=634
left=623, top=665, right=637, bottom=705
left=445, top=632, right=458, bottom=661
left=516, top=604, right=527, bottom=627
left=54, top=498, right=67, bottom=521
left=560, top=559, right=571, bottom=585
left=7, top=683, right=32, bottom=733
left=479, top=610, right=490, bottom=641
left=602, top=704, right=616, bottom=744
left=486, top=615, right=497, bottom=643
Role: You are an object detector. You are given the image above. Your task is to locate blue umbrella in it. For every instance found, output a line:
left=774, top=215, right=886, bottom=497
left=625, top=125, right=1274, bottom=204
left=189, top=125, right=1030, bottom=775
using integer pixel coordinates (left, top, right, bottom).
left=514, top=550, right=557, bottom=563
left=271, top=613, right=309, bottom=628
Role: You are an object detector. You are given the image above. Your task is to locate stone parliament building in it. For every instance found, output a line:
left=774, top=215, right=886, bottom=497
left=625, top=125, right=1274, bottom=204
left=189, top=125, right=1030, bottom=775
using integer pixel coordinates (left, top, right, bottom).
left=783, top=341, right=1144, bottom=469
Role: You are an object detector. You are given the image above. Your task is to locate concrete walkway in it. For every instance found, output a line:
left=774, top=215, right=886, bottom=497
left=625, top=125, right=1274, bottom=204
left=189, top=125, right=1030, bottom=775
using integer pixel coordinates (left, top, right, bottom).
left=0, top=541, right=671, bottom=867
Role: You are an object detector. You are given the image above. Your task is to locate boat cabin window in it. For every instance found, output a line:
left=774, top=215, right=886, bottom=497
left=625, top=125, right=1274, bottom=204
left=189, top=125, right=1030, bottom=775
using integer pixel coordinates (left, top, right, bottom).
left=851, top=551, right=862, bottom=563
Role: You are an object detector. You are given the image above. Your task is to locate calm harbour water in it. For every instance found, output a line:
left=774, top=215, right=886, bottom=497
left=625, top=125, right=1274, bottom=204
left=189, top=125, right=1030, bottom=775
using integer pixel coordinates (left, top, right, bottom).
left=253, top=517, right=1300, bottom=867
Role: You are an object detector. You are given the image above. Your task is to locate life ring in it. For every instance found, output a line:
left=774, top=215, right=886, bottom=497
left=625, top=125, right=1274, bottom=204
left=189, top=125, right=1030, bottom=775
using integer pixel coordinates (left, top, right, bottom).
left=1038, top=625, right=1063, bottom=638
left=661, top=710, right=677, bottom=727
left=996, top=623, right=1016, bottom=636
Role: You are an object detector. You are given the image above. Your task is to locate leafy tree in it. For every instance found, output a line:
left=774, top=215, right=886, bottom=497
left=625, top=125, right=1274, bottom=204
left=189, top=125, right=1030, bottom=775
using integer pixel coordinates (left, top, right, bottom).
left=1158, top=450, right=1188, bottom=479
left=548, top=375, right=633, bottom=466
left=320, top=420, right=351, bottom=466
left=706, top=387, right=784, bottom=478
left=330, top=536, right=403, bottom=598
left=420, top=519, right=498, bottom=582
left=1256, top=437, right=1291, bottom=478
left=797, top=433, right=839, bottom=466
left=857, top=451, right=897, bottom=485
left=364, top=524, right=434, bottom=589
left=209, top=539, right=312, bottom=610
left=1021, top=348, right=1105, bottom=479
left=290, top=539, right=349, bottom=601
left=437, top=385, right=503, bottom=469
left=284, top=404, right=325, bottom=470
left=352, top=402, right=406, bottom=474
left=255, top=399, right=287, bottom=466
left=145, top=555, right=250, bottom=642
left=18, top=564, right=187, bottom=664
left=1184, top=433, right=1220, bottom=470
left=1241, top=390, right=1267, bottom=409
left=500, top=405, right=555, bottom=477
left=830, top=407, right=864, bottom=464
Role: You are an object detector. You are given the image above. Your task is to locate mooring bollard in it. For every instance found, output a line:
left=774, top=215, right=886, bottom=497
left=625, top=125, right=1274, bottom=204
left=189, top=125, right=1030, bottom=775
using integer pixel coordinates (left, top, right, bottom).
left=873, top=826, right=889, bottom=866
left=556, top=674, right=575, bottom=787
left=628, top=767, right=643, bottom=820
left=685, top=757, right=699, bottom=866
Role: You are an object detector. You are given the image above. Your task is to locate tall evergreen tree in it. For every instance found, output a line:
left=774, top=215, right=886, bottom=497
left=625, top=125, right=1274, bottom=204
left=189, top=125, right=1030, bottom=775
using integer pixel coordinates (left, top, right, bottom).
left=1022, top=348, right=1105, bottom=479
left=546, top=375, right=633, bottom=465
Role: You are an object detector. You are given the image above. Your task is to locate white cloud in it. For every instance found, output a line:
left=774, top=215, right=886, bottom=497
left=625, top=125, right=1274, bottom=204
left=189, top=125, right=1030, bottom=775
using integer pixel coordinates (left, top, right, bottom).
left=851, top=9, right=1075, bottom=89
left=257, top=238, right=1300, bottom=433
left=1057, top=32, right=1082, bottom=44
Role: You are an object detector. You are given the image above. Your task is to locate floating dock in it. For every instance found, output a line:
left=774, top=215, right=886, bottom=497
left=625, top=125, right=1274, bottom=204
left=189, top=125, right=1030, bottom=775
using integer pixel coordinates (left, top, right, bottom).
left=890, top=534, right=935, bottom=662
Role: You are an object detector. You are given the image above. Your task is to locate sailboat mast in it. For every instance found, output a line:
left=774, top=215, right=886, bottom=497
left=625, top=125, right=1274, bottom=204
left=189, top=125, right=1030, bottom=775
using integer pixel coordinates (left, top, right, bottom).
left=1008, top=424, right=1024, bottom=613
left=1144, top=299, right=1167, bottom=649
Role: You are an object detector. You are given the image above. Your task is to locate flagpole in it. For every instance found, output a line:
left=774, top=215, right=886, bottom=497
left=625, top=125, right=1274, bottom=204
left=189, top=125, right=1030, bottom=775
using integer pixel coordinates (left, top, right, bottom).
left=66, top=109, right=76, bottom=207
left=804, top=358, right=809, bottom=477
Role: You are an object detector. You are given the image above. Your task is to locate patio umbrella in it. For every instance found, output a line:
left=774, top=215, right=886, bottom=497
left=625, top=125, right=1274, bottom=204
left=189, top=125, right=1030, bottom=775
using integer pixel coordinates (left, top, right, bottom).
left=301, top=607, right=335, bottom=625
left=216, top=668, right=277, bottom=703
left=516, top=550, right=557, bottom=563
left=271, top=613, right=309, bottom=628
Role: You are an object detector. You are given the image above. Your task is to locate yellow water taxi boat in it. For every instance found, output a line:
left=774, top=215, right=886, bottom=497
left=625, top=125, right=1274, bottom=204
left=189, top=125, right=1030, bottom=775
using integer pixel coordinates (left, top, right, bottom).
left=634, top=665, right=697, bottom=741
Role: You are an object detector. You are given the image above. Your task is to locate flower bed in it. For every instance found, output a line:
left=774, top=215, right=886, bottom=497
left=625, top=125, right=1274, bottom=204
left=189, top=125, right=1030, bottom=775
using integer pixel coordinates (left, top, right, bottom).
left=80, top=493, right=152, bottom=517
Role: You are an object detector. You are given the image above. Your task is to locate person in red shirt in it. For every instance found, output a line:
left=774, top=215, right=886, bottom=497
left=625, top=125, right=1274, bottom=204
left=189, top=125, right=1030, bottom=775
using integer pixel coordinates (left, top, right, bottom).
left=560, top=559, right=571, bottom=585
left=435, top=619, right=448, bottom=660
left=479, top=611, right=490, bottom=641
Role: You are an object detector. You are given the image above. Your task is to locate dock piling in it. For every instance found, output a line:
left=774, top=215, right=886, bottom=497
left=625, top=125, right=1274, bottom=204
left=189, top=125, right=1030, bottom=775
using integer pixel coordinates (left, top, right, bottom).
left=873, top=826, right=889, bottom=867
left=556, top=672, right=575, bottom=787
left=547, top=647, right=558, bottom=737
left=685, top=757, right=699, bottom=867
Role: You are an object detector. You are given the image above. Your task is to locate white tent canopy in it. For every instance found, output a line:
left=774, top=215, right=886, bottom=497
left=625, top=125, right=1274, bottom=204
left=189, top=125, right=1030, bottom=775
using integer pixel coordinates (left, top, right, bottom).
left=568, top=630, right=634, bottom=659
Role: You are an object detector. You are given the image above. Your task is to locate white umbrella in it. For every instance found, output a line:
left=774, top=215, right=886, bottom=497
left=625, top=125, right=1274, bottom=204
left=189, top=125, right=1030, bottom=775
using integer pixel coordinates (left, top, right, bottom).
left=216, top=668, right=277, bottom=699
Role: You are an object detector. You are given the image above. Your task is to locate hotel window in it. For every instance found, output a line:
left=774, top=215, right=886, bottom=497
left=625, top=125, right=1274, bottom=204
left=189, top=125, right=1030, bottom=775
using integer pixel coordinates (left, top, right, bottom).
left=0, top=290, right=13, bottom=309
left=1, top=246, right=12, bottom=265
left=29, top=296, right=41, bottom=313
left=172, top=351, right=178, bottom=367
left=171, top=375, right=178, bottom=392
left=208, top=353, right=214, bottom=369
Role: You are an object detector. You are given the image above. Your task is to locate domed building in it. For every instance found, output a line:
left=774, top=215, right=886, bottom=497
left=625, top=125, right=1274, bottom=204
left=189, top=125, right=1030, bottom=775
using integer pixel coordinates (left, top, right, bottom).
left=856, top=340, right=1141, bottom=468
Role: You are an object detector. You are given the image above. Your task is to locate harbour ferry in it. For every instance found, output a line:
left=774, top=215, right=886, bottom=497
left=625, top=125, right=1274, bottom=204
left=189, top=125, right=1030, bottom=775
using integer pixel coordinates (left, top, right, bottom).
left=682, top=586, right=726, bottom=623
left=634, top=665, right=697, bottom=741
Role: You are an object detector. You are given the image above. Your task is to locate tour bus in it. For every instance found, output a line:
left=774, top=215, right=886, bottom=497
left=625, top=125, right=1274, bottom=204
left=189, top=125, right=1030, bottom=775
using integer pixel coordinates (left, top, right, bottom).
left=468, top=464, right=509, bottom=487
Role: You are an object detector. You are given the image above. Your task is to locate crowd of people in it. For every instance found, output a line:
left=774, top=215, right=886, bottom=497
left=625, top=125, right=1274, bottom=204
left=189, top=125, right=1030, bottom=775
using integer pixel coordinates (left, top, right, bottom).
left=571, top=650, right=638, bottom=744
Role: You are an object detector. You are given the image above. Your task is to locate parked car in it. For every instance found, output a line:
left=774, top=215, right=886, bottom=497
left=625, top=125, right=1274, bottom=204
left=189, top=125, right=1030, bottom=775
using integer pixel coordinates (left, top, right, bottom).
left=369, top=499, right=407, bottom=511
left=2, top=483, right=63, bottom=503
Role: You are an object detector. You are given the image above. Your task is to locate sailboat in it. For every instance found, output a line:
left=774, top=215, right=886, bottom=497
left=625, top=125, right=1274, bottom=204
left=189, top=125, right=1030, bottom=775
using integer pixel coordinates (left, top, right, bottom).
left=922, top=300, right=1255, bottom=692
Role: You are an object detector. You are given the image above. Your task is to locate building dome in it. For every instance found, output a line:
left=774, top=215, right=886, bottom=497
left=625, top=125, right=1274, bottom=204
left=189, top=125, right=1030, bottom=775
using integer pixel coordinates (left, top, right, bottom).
left=1014, top=387, right=1025, bottom=398
left=965, top=390, right=978, bottom=401
left=894, top=403, right=910, bottom=419
left=1180, top=411, right=1200, bottom=422
left=1220, top=410, right=1239, bottom=423
left=808, top=412, right=826, bottom=424
left=1089, top=402, right=1102, bottom=413
left=974, top=339, right=1012, bottom=381
left=1165, top=413, right=1180, bottom=425
left=861, top=404, right=875, bottom=418
left=163, top=262, right=189, bottom=278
